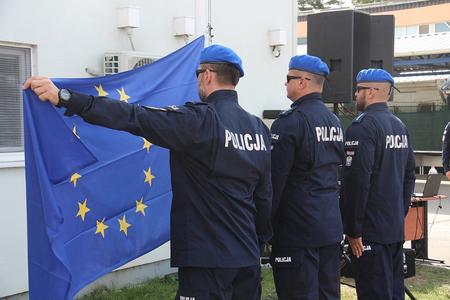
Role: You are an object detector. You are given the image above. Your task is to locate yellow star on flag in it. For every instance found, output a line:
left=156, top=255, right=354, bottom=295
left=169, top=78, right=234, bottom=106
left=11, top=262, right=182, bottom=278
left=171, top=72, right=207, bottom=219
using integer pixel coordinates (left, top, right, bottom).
left=76, top=199, right=90, bottom=221
left=72, top=125, right=80, bottom=139
left=95, top=219, right=109, bottom=238
left=70, top=173, right=82, bottom=187
left=144, top=168, right=155, bottom=186
left=135, top=197, right=148, bottom=216
left=118, top=215, right=132, bottom=236
left=95, top=84, right=109, bottom=96
left=116, top=87, right=130, bottom=102
left=142, top=138, right=152, bottom=152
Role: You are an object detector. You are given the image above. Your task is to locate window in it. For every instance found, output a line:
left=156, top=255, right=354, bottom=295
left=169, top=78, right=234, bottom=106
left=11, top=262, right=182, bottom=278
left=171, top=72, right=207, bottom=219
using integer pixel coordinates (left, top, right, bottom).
left=406, top=25, right=419, bottom=36
left=435, top=22, right=450, bottom=33
left=395, top=26, right=406, bottom=38
left=297, top=37, right=307, bottom=45
left=419, top=24, right=429, bottom=35
left=0, top=45, right=31, bottom=153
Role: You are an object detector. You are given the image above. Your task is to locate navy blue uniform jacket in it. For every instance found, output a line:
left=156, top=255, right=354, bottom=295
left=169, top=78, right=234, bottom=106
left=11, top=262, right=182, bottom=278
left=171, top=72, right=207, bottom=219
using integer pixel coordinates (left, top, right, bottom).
left=341, top=103, right=416, bottom=244
left=442, top=122, right=450, bottom=173
left=270, top=93, right=344, bottom=248
left=62, top=89, right=272, bottom=268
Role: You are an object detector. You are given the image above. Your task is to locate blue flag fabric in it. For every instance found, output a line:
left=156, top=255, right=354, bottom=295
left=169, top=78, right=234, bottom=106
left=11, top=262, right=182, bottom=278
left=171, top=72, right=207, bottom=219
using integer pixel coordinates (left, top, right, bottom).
left=24, top=36, right=205, bottom=299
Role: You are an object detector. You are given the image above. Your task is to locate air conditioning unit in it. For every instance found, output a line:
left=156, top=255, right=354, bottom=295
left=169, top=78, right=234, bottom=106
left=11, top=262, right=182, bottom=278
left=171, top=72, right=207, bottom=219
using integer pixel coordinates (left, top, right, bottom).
left=104, top=51, right=160, bottom=75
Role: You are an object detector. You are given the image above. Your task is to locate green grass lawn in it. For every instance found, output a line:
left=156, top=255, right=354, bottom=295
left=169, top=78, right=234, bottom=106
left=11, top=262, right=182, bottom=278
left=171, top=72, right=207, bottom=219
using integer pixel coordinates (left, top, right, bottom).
left=78, top=264, right=450, bottom=300
left=340, top=264, right=450, bottom=300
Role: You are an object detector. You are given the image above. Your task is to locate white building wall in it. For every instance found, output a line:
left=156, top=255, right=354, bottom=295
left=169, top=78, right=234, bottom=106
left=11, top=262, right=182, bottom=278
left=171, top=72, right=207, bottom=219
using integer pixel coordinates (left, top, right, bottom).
left=210, top=0, right=296, bottom=115
left=0, top=0, right=296, bottom=297
left=0, top=166, right=27, bottom=298
left=394, top=81, right=447, bottom=107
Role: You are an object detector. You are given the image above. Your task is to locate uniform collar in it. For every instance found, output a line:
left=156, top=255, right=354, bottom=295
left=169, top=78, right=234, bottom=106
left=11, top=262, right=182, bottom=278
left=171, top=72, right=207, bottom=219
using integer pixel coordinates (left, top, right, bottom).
left=365, top=102, right=388, bottom=112
left=291, top=92, right=322, bottom=108
left=205, top=89, right=238, bottom=104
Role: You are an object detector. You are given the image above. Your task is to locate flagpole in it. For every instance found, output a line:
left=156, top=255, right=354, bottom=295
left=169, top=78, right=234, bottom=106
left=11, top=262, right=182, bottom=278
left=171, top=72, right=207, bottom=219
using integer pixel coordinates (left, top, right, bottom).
left=195, top=0, right=210, bottom=45
left=207, top=0, right=213, bottom=45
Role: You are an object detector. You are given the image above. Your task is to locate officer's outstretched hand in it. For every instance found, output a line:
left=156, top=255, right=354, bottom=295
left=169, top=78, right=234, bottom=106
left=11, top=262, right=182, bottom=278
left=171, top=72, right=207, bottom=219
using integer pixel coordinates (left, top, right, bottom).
left=446, top=171, right=450, bottom=180
left=23, top=76, right=60, bottom=106
left=347, top=236, right=364, bottom=258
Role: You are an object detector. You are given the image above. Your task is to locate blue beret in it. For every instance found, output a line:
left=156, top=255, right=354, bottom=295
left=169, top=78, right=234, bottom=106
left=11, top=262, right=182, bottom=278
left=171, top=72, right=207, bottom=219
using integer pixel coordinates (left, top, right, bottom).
left=356, top=68, right=394, bottom=85
left=289, top=55, right=329, bottom=76
left=200, top=45, right=244, bottom=77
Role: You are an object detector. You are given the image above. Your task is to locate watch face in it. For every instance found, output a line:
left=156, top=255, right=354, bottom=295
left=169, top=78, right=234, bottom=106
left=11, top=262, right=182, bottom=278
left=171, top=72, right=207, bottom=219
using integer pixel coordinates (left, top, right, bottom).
left=60, top=89, right=71, bottom=101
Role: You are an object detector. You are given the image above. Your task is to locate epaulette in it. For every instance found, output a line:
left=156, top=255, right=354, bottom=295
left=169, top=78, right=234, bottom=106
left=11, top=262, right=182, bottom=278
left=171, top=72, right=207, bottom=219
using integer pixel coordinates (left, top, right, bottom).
left=186, top=101, right=208, bottom=106
left=279, top=107, right=295, bottom=118
left=142, top=104, right=182, bottom=112
left=352, top=112, right=367, bottom=123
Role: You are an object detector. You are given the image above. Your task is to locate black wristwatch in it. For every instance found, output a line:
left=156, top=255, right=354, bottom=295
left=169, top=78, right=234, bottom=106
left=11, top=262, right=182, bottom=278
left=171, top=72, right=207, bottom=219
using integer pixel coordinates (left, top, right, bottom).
left=57, top=88, right=72, bottom=107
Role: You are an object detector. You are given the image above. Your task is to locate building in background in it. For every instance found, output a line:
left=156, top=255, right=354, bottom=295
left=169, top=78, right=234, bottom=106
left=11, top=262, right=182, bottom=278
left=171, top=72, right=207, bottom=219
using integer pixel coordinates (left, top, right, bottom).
left=297, top=0, right=450, bottom=150
left=297, top=0, right=450, bottom=106
left=0, top=1, right=297, bottom=298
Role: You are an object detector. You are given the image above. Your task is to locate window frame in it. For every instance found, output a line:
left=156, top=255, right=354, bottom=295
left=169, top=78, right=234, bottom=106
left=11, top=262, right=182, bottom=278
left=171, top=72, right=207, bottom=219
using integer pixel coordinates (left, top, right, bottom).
left=0, top=41, right=36, bottom=168
left=435, top=22, right=450, bottom=33
left=406, top=25, right=419, bottom=36
left=395, top=26, right=407, bottom=38
left=419, top=24, right=430, bottom=35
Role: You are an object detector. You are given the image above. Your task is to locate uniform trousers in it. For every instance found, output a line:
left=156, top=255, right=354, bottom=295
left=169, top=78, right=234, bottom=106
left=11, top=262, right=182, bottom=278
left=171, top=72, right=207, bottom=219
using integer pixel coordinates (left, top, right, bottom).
left=175, top=265, right=261, bottom=300
left=270, top=243, right=341, bottom=300
left=350, top=241, right=404, bottom=300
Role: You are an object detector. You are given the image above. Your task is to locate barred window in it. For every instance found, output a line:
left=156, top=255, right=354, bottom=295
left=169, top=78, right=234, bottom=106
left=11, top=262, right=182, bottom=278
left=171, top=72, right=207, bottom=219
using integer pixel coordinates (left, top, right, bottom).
left=0, top=45, right=31, bottom=153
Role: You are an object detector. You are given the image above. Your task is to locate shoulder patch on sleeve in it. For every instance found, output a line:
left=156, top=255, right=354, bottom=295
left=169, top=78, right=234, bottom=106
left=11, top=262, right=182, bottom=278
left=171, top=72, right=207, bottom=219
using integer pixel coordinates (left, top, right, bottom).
left=352, top=112, right=367, bottom=123
left=344, top=138, right=359, bottom=166
left=270, top=133, right=282, bottom=150
left=345, top=140, right=359, bottom=147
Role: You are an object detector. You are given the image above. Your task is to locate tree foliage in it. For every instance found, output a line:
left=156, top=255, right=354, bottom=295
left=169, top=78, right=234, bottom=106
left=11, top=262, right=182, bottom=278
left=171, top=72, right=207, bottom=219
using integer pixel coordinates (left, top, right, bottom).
left=298, top=0, right=385, bottom=11
left=298, top=0, right=343, bottom=11
left=353, top=0, right=384, bottom=4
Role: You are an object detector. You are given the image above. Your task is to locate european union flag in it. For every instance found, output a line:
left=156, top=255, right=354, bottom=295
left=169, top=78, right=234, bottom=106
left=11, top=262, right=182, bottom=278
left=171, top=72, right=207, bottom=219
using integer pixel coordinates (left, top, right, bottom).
left=24, top=36, right=205, bottom=299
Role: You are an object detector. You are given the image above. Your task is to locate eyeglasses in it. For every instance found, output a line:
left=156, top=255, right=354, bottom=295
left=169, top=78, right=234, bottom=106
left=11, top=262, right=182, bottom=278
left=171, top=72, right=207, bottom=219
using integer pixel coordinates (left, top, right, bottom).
left=286, top=75, right=311, bottom=83
left=196, top=69, right=217, bottom=78
left=355, top=86, right=380, bottom=93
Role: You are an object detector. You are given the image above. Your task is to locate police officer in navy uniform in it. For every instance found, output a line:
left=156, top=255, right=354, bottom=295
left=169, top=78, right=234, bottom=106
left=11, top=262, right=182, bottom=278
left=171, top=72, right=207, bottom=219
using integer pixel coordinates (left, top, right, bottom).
left=341, top=69, right=416, bottom=300
left=270, top=55, right=344, bottom=300
left=442, top=122, right=450, bottom=179
left=24, top=45, right=272, bottom=300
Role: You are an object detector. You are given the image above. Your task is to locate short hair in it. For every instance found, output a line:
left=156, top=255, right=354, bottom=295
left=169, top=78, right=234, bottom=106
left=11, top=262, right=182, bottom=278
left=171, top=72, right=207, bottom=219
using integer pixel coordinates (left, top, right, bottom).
left=308, top=73, right=325, bottom=87
left=202, top=63, right=240, bottom=86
